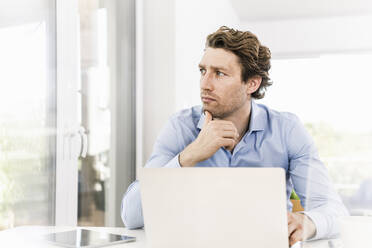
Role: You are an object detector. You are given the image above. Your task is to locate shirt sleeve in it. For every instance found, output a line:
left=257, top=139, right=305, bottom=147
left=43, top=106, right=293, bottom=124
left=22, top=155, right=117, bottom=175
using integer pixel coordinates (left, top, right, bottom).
left=121, top=117, right=183, bottom=229
left=286, top=115, right=349, bottom=240
left=121, top=180, right=143, bottom=229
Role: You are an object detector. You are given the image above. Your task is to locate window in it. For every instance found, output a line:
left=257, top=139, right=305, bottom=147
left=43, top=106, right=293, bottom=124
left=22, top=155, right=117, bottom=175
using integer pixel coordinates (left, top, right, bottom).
left=259, top=53, right=372, bottom=214
left=78, top=2, right=111, bottom=226
left=76, top=0, right=137, bottom=227
left=0, top=1, right=56, bottom=229
left=0, top=0, right=136, bottom=229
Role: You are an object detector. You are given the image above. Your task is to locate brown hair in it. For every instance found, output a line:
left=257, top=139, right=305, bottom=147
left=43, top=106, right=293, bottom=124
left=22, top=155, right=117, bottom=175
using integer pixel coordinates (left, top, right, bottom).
left=206, top=26, right=272, bottom=99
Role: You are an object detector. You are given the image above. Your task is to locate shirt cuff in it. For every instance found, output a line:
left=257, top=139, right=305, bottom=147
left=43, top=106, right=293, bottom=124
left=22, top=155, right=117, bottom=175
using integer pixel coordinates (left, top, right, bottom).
left=302, top=211, right=326, bottom=240
left=163, top=154, right=182, bottom=168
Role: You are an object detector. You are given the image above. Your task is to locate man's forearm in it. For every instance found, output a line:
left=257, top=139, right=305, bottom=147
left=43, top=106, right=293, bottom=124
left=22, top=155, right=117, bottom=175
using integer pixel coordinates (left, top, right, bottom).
left=303, top=201, right=349, bottom=240
left=179, top=143, right=199, bottom=167
left=121, top=154, right=185, bottom=228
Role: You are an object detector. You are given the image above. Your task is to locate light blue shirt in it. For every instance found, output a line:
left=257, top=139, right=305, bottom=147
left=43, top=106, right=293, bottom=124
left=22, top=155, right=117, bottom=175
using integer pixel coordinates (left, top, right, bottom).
left=121, top=101, right=349, bottom=240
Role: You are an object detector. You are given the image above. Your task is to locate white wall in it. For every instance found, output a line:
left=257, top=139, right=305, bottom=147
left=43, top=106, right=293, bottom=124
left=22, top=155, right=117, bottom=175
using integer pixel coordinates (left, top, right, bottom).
left=138, top=0, right=239, bottom=170
left=237, top=15, right=372, bottom=58
left=139, top=0, right=176, bottom=171
left=175, top=0, right=239, bottom=110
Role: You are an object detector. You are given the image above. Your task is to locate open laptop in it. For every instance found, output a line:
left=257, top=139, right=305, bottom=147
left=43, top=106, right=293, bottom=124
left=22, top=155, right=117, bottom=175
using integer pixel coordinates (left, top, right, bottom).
left=139, top=167, right=289, bottom=248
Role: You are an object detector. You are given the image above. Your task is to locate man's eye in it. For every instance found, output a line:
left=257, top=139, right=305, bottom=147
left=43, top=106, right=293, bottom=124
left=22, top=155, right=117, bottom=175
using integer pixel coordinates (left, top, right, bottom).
left=199, top=68, right=206, bottom=74
left=216, top=71, right=225, bottom=77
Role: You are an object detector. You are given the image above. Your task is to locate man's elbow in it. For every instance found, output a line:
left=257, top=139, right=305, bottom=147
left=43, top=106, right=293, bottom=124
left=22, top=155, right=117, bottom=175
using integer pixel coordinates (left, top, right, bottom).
left=122, top=212, right=144, bottom=229
left=121, top=183, right=144, bottom=229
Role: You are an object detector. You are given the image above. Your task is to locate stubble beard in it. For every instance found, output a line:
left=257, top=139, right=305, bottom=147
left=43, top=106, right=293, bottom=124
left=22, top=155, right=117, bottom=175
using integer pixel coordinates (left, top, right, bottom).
left=203, top=94, right=247, bottom=119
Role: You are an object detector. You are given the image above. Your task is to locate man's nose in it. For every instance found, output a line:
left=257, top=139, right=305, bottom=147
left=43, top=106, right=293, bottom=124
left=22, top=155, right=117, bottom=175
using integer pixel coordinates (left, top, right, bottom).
left=200, top=73, right=214, bottom=91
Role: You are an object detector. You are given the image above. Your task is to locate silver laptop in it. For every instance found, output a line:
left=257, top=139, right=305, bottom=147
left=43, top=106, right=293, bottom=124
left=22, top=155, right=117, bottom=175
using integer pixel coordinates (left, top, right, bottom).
left=139, top=167, right=289, bottom=248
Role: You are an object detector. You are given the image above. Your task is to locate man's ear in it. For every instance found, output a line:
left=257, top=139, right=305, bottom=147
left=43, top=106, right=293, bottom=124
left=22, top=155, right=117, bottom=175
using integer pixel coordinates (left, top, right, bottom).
left=245, top=75, right=262, bottom=95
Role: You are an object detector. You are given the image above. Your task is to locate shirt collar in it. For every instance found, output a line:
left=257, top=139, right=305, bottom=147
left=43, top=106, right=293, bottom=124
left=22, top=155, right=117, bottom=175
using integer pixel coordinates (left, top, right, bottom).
left=248, top=100, right=266, bottom=132
left=196, top=110, right=205, bottom=130
left=196, top=100, right=267, bottom=133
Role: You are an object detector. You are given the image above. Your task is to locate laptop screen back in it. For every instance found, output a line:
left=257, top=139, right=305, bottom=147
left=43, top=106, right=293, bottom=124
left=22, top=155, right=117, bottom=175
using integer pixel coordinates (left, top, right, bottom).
left=139, top=167, right=288, bottom=248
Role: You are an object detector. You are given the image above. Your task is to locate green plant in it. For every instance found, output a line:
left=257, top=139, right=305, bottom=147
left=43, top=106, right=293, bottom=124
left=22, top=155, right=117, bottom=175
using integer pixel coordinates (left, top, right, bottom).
left=290, top=189, right=300, bottom=200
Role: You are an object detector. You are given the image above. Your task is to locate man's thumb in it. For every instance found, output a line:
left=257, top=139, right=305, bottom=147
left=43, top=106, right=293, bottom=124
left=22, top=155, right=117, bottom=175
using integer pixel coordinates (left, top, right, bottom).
left=203, top=111, right=212, bottom=128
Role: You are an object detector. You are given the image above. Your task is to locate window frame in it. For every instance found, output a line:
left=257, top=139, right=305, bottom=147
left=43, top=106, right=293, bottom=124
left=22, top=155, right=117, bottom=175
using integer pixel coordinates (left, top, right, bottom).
left=55, top=0, right=80, bottom=226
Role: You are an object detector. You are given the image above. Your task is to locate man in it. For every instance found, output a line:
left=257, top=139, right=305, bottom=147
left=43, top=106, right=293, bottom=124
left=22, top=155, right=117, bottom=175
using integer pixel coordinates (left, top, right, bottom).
left=121, top=26, right=349, bottom=246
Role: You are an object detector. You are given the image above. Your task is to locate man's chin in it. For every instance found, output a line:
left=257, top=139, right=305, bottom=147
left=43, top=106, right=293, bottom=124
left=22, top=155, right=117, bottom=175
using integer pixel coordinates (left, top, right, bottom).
left=202, top=107, right=219, bottom=119
left=202, top=105, right=213, bottom=114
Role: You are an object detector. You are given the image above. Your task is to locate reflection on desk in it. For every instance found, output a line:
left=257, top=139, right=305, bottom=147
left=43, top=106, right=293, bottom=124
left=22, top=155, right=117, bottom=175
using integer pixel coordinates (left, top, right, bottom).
left=0, top=226, right=335, bottom=248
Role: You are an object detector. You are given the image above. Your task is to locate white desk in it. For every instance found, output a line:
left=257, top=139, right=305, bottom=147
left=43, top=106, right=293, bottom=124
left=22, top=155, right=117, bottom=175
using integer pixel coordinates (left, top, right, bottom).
left=0, top=226, right=335, bottom=248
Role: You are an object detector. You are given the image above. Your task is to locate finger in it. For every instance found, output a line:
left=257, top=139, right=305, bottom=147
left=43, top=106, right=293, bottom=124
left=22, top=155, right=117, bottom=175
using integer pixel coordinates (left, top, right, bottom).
left=218, top=138, right=235, bottom=150
left=220, top=124, right=238, bottom=132
left=203, top=111, right=212, bottom=129
left=211, top=122, right=238, bottom=133
left=289, top=229, right=303, bottom=246
left=221, top=130, right=239, bottom=139
left=287, top=212, right=295, bottom=224
left=288, top=223, right=297, bottom=237
left=210, top=121, right=238, bottom=133
left=225, top=141, right=237, bottom=152
left=212, top=119, right=237, bottom=126
left=225, top=143, right=235, bottom=152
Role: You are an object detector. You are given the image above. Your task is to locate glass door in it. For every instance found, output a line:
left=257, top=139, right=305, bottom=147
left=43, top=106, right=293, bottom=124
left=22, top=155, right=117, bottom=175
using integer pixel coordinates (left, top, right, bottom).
left=76, top=0, right=137, bottom=227
left=0, top=0, right=84, bottom=229
left=77, top=0, right=112, bottom=226
left=0, top=0, right=57, bottom=229
left=0, top=0, right=135, bottom=229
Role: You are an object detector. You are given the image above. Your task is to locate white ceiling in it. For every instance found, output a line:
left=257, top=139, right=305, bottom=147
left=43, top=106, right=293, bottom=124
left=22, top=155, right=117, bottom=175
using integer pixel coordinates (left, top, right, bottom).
left=229, top=0, right=372, bottom=21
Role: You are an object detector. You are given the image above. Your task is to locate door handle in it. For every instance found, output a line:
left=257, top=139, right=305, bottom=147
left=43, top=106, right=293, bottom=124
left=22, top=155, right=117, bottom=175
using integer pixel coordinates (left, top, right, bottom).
left=78, top=126, right=88, bottom=158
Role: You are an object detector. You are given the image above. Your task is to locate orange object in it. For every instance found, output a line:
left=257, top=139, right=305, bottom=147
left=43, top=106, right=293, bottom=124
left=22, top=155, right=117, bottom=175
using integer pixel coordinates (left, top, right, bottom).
left=291, top=199, right=304, bottom=212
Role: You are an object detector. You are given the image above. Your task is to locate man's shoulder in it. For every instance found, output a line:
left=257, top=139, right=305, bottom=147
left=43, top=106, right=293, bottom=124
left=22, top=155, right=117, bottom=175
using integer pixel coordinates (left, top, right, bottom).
left=169, top=105, right=203, bottom=129
left=255, top=102, right=302, bottom=128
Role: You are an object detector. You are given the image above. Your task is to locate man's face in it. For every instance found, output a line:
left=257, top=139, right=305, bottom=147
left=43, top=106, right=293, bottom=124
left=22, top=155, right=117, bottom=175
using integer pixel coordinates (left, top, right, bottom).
left=199, top=47, right=249, bottom=119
